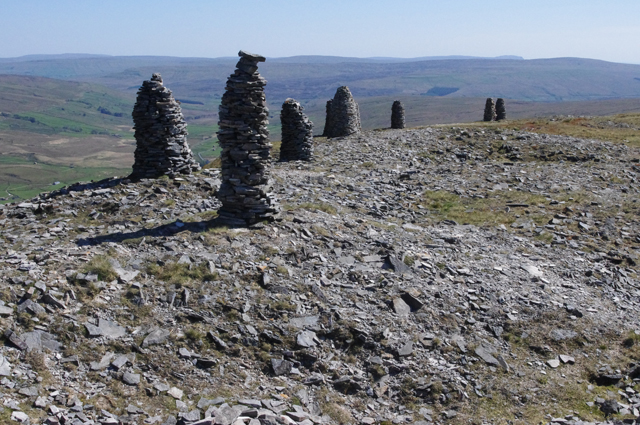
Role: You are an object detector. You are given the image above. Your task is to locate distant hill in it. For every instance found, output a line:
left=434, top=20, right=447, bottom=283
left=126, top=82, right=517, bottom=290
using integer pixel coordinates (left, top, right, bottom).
left=267, top=54, right=524, bottom=63
left=0, top=55, right=639, bottom=105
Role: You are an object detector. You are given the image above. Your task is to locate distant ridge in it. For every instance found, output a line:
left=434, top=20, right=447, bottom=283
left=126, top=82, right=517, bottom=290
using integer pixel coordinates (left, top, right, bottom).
left=0, top=53, right=112, bottom=62
left=269, top=55, right=524, bottom=63
left=0, top=54, right=638, bottom=103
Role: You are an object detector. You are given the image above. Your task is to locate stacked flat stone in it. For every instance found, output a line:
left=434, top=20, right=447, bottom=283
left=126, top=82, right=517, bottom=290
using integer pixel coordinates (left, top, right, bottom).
left=279, top=98, right=313, bottom=161
left=391, top=100, right=405, bottom=129
left=324, top=86, right=361, bottom=138
left=130, top=73, right=200, bottom=180
left=483, top=98, right=497, bottom=122
left=496, top=98, right=507, bottom=121
left=321, top=100, right=333, bottom=137
left=216, top=51, right=279, bottom=226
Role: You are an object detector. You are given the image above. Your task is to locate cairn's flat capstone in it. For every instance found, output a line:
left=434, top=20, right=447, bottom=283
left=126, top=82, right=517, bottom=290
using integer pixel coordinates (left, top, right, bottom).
left=323, top=86, right=361, bottom=138
left=216, top=51, right=279, bottom=226
left=130, top=73, right=200, bottom=180
left=279, top=98, right=313, bottom=161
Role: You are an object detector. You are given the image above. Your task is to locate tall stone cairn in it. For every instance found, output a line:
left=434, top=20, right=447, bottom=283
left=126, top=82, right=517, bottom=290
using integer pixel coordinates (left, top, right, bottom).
left=496, top=98, right=507, bottom=121
left=483, top=98, right=496, bottom=122
left=130, top=73, right=200, bottom=180
left=216, top=51, right=279, bottom=226
left=390, top=100, right=405, bottom=129
left=324, top=86, right=361, bottom=138
left=321, top=100, right=333, bottom=137
left=279, top=98, right=313, bottom=161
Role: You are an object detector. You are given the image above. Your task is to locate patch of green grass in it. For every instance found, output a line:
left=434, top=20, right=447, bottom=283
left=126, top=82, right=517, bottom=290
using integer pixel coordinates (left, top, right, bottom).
left=270, top=297, right=296, bottom=312
left=185, top=327, right=205, bottom=342
left=189, top=130, right=221, bottom=164
left=83, top=255, right=118, bottom=282
left=146, top=261, right=218, bottom=286
left=287, top=202, right=337, bottom=215
left=0, top=154, right=129, bottom=203
left=501, top=113, right=640, bottom=148
left=403, top=255, right=415, bottom=267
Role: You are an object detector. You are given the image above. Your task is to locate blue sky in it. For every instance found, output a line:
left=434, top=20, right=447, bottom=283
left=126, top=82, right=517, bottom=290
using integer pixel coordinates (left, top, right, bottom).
left=2, top=0, right=639, bottom=63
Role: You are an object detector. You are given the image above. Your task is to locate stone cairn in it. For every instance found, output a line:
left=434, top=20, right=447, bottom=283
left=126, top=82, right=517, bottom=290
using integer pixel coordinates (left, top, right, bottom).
left=321, top=100, right=333, bottom=137
left=391, top=100, right=405, bottom=129
left=216, top=51, right=279, bottom=226
left=483, top=98, right=496, bottom=122
left=496, top=98, right=507, bottom=120
left=130, top=73, right=200, bottom=180
left=279, top=98, right=313, bottom=161
left=323, top=86, right=361, bottom=138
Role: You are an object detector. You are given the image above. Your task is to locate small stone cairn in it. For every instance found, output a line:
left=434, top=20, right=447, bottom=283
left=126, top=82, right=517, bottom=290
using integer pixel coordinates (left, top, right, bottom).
left=496, top=98, right=507, bottom=121
left=321, top=100, right=333, bottom=137
left=279, top=98, right=313, bottom=161
left=483, top=98, right=496, bottom=122
left=130, top=73, right=200, bottom=180
left=391, top=100, right=405, bottom=129
left=216, top=51, right=279, bottom=226
left=323, top=86, right=361, bottom=138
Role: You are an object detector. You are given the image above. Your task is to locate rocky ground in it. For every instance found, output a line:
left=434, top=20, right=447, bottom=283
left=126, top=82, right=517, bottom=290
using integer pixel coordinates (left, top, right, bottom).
left=1, top=124, right=640, bottom=425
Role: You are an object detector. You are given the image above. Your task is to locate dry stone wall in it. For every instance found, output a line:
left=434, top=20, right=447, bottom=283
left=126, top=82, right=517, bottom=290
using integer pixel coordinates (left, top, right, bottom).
left=216, top=51, right=279, bottom=226
left=130, top=73, right=200, bottom=180
left=391, top=100, right=405, bottom=129
left=323, top=86, right=361, bottom=138
left=279, top=98, right=313, bottom=161
left=483, top=98, right=497, bottom=122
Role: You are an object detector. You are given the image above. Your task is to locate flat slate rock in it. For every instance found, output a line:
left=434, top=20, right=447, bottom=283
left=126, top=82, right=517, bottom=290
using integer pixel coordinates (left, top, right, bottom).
left=397, top=341, right=413, bottom=357
left=20, top=330, right=62, bottom=352
left=143, top=328, right=170, bottom=347
left=0, top=354, right=12, bottom=376
left=386, top=255, right=410, bottom=274
left=271, top=358, right=293, bottom=376
left=547, top=357, right=561, bottom=368
left=549, top=329, right=578, bottom=341
left=392, top=297, right=411, bottom=316
left=289, top=316, right=319, bottom=328
left=98, top=318, right=126, bottom=339
left=474, top=345, right=499, bottom=366
left=122, top=372, right=141, bottom=385
left=296, top=330, right=317, bottom=348
left=521, top=264, right=543, bottom=277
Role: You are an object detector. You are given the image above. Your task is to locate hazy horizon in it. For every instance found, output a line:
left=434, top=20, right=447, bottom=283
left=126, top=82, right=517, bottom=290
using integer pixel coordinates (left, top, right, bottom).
left=1, top=53, right=638, bottom=67
left=1, top=0, right=638, bottom=64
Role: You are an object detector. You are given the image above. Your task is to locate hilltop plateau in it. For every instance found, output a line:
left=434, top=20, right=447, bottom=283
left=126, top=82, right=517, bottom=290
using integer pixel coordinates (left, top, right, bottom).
left=0, top=119, right=640, bottom=424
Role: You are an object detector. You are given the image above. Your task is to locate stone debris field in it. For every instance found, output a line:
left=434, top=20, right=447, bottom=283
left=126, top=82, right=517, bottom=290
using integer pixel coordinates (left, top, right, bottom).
left=0, top=123, right=640, bottom=425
